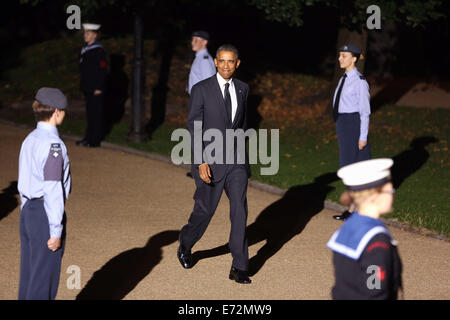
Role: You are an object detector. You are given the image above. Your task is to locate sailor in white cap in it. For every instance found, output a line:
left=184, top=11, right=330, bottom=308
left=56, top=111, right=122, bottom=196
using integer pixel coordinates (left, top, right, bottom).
left=327, top=159, right=403, bottom=299
left=77, top=22, right=107, bottom=147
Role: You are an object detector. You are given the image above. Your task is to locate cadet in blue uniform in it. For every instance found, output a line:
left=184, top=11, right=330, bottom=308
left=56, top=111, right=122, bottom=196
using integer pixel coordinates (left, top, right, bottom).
left=333, top=44, right=372, bottom=220
left=327, top=159, right=403, bottom=300
left=18, top=88, right=71, bottom=300
left=187, top=31, right=216, bottom=95
left=77, top=23, right=107, bottom=148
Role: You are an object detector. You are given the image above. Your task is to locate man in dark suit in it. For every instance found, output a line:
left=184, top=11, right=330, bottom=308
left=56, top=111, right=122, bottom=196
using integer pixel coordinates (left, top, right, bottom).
left=178, top=44, right=252, bottom=284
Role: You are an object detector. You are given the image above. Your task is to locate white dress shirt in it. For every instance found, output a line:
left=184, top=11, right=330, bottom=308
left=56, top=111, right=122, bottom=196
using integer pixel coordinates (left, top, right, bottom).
left=216, top=72, right=238, bottom=122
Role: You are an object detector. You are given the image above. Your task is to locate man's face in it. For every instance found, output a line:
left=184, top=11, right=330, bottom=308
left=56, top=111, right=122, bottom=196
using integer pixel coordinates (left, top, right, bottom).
left=83, top=30, right=97, bottom=45
left=191, top=36, right=207, bottom=52
left=214, top=50, right=240, bottom=80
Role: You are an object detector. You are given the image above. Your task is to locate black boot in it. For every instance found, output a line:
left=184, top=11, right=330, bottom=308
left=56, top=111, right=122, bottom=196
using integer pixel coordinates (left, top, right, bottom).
left=333, top=210, right=353, bottom=221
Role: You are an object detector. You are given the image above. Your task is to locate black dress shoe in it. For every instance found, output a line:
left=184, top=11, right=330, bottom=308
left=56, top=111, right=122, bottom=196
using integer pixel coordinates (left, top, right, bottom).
left=333, top=210, right=353, bottom=221
left=229, top=267, right=251, bottom=284
left=177, top=244, right=193, bottom=269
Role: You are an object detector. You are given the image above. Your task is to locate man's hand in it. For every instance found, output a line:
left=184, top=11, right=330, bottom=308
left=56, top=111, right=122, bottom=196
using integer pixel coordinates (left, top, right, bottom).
left=94, top=90, right=102, bottom=95
left=358, top=140, right=367, bottom=150
left=198, top=163, right=212, bottom=184
left=47, top=238, right=61, bottom=252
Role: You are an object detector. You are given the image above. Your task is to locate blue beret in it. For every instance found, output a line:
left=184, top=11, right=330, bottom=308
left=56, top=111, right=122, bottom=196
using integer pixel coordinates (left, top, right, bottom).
left=35, top=87, right=67, bottom=110
left=192, top=30, right=209, bottom=41
left=338, top=44, right=362, bottom=55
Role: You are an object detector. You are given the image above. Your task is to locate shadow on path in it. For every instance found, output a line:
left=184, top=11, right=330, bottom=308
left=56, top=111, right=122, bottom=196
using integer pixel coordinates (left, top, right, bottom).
left=192, top=173, right=338, bottom=276
left=76, top=230, right=179, bottom=300
left=0, top=181, right=18, bottom=221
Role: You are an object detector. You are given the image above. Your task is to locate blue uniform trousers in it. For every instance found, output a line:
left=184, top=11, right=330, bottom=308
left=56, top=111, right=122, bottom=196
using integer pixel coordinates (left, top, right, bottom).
left=180, top=165, right=249, bottom=271
left=336, top=112, right=371, bottom=168
left=19, top=199, right=64, bottom=300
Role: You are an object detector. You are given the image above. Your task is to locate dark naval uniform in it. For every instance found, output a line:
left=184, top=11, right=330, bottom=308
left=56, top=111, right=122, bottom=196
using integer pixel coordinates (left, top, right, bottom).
left=327, top=213, right=402, bottom=299
left=79, top=40, right=107, bottom=146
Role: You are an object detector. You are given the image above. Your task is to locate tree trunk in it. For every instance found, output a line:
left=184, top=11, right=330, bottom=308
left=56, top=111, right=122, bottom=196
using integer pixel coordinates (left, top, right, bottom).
left=128, top=12, right=147, bottom=143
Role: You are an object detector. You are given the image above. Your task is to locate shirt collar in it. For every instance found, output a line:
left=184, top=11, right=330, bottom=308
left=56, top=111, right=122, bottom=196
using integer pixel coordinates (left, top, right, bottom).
left=326, top=212, right=389, bottom=260
left=195, top=48, right=208, bottom=57
left=216, top=72, right=233, bottom=88
left=37, top=122, right=59, bottom=136
left=345, top=68, right=359, bottom=78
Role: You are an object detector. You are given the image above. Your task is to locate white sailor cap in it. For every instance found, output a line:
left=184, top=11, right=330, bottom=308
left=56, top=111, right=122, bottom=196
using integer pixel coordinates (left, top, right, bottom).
left=337, top=158, right=394, bottom=191
left=82, top=23, right=101, bottom=31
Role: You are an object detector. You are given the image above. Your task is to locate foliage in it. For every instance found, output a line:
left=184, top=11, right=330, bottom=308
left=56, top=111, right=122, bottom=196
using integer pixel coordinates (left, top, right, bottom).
left=250, top=0, right=446, bottom=28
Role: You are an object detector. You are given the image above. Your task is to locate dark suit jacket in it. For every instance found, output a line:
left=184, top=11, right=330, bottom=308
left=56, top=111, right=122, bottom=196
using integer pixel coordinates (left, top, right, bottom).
left=187, top=74, right=250, bottom=182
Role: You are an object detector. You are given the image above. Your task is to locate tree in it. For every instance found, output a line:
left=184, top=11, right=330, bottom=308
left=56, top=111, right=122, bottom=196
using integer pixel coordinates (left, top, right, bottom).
left=250, top=0, right=446, bottom=80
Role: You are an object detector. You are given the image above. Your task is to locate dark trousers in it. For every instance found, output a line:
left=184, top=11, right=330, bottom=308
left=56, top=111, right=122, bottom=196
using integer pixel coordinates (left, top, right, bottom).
left=84, top=92, right=104, bottom=145
left=180, top=165, right=249, bottom=271
left=336, top=112, right=371, bottom=168
left=19, top=199, right=64, bottom=300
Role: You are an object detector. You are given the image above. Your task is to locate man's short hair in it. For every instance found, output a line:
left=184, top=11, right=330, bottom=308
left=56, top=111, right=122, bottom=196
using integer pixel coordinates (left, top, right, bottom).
left=32, top=100, right=56, bottom=122
left=216, top=44, right=239, bottom=60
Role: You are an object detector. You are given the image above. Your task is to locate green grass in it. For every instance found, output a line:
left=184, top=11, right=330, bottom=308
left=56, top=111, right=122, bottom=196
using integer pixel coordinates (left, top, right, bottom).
left=39, top=104, right=449, bottom=236
left=250, top=106, right=450, bottom=236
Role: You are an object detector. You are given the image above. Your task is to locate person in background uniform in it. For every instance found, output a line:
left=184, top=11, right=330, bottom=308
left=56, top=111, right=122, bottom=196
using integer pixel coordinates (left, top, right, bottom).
left=77, top=23, right=107, bottom=148
left=332, top=44, right=371, bottom=221
left=327, top=159, right=403, bottom=300
left=18, top=88, right=71, bottom=300
left=187, top=31, right=216, bottom=95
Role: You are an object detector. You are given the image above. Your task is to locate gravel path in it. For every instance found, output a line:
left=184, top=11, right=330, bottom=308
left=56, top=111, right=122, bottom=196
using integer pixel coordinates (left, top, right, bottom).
left=0, top=123, right=448, bottom=300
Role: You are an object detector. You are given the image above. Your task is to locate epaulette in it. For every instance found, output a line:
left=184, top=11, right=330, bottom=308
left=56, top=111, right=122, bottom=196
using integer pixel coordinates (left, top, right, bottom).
left=203, top=55, right=209, bottom=59
left=359, top=75, right=365, bottom=80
